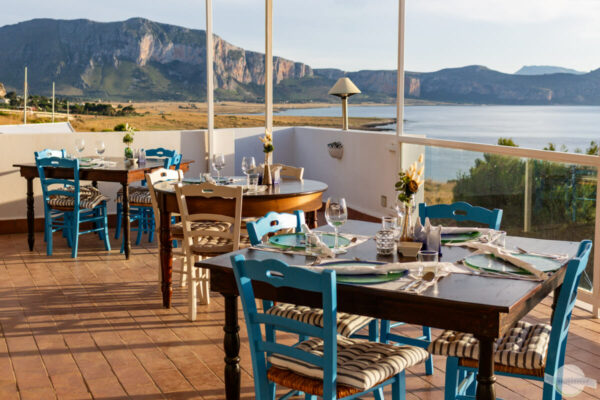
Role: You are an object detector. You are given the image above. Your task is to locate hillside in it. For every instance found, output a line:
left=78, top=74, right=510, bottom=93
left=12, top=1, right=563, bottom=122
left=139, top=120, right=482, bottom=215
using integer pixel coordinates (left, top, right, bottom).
left=515, top=65, right=586, bottom=75
left=1, top=18, right=600, bottom=104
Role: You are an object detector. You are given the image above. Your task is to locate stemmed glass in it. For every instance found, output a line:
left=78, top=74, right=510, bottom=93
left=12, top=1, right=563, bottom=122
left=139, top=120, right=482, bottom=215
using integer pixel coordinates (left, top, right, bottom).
left=241, top=156, right=256, bottom=185
left=75, top=138, right=85, bottom=159
left=325, top=196, right=348, bottom=253
left=212, top=153, right=226, bottom=182
left=95, top=140, right=106, bottom=160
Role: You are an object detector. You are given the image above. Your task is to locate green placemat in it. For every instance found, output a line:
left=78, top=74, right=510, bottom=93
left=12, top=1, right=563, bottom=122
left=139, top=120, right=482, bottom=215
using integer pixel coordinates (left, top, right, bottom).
left=463, top=253, right=562, bottom=275
left=269, top=232, right=351, bottom=250
left=319, top=261, right=408, bottom=284
left=441, top=231, right=481, bottom=244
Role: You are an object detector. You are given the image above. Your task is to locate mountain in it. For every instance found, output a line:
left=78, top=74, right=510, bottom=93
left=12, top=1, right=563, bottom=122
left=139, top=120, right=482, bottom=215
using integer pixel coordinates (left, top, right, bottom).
left=515, top=65, right=586, bottom=75
left=1, top=18, right=600, bottom=105
left=0, top=18, right=311, bottom=101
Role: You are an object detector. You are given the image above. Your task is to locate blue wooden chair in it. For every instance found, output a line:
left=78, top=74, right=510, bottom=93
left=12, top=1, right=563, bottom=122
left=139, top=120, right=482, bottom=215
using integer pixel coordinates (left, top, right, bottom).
left=36, top=156, right=111, bottom=258
left=115, top=149, right=180, bottom=245
left=230, top=255, right=429, bottom=400
left=36, top=149, right=67, bottom=159
left=246, top=210, right=305, bottom=245
left=381, top=202, right=504, bottom=376
left=430, top=240, right=592, bottom=400
left=247, top=211, right=379, bottom=342
left=418, top=201, right=503, bottom=230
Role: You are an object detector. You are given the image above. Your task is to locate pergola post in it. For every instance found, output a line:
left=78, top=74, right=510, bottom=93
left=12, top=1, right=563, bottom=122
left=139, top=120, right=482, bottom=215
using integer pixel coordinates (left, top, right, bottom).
left=265, top=0, right=273, bottom=136
left=396, top=0, right=406, bottom=172
left=206, top=0, right=214, bottom=171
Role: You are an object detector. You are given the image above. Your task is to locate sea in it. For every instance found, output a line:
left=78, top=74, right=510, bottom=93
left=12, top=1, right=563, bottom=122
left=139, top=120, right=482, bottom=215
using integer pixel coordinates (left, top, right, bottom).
left=275, top=105, right=600, bottom=181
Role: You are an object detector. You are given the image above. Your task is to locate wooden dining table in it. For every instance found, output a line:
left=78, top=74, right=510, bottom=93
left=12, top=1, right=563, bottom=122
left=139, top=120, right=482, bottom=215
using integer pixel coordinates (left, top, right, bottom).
left=196, top=220, right=580, bottom=400
left=13, top=157, right=192, bottom=259
left=154, top=178, right=328, bottom=309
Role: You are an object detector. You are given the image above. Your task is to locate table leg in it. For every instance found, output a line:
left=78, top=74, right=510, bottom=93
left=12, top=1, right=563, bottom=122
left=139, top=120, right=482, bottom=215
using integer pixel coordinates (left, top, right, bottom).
left=122, top=183, right=131, bottom=259
left=159, top=206, right=173, bottom=308
left=91, top=181, right=98, bottom=188
left=26, top=177, right=35, bottom=251
left=476, top=336, right=497, bottom=400
left=224, top=294, right=241, bottom=400
left=306, top=210, right=318, bottom=229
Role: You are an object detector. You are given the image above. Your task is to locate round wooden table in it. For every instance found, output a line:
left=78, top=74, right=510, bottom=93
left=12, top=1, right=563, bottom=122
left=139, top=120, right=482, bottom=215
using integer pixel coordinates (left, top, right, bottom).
left=155, top=178, right=328, bottom=308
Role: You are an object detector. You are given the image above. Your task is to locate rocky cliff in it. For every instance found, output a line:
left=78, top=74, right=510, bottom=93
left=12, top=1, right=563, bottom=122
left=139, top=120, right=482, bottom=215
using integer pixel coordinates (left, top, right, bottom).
left=0, top=18, right=312, bottom=100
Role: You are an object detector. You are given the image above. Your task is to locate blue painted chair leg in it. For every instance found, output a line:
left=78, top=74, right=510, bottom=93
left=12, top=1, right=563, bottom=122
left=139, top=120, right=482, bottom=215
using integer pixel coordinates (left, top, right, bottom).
left=147, top=209, right=155, bottom=243
left=135, top=212, right=144, bottom=246
left=373, top=387, right=384, bottom=400
left=368, top=319, right=380, bottom=342
left=71, top=212, right=80, bottom=258
left=444, top=357, right=459, bottom=400
left=380, top=319, right=391, bottom=343
left=393, top=372, right=406, bottom=400
left=304, top=395, right=316, bottom=400
left=64, top=214, right=73, bottom=248
left=423, top=326, right=434, bottom=375
left=101, top=204, right=111, bottom=251
left=46, top=218, right=53, bottom=256
left=115, top=202, right=122, bottom=239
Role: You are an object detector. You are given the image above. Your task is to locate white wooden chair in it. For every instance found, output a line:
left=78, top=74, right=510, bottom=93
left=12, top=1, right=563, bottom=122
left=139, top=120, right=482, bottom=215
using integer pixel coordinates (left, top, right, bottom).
left=175, top=182, right=245, bottom=321
left=271, top=163, right=304, bottom=180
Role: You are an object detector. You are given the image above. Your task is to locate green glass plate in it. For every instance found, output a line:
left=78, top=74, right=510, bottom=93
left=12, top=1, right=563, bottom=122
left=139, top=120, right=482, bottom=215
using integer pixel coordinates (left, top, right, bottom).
left=463, top=253, right=562, bottom=275
left=441, top=231, right=481, bottom=244
left=268, top=232, right=351, bottom=250
left=319, top=261, right=408, bottom=284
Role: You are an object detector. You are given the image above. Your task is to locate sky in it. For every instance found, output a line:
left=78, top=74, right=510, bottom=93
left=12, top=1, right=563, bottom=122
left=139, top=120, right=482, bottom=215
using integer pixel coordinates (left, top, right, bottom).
left=0, top=0, right=598, bottom=74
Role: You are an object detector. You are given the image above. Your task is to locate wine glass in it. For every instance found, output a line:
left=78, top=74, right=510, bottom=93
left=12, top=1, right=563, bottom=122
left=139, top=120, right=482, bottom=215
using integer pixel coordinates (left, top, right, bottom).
left=212, top=153, right=226, bottom=182
left=75, top=138, right=85, bottom=159
left=325, top=197, right=348, bottom=253
left=95, top=140, right=105, bottom=160
left=241, top=156, right=256, bottom=185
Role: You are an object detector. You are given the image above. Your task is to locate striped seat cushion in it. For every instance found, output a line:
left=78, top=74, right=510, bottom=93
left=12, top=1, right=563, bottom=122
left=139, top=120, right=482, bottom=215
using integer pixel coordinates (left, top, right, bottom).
left=48, top=185, right=109, bottom=210
left=268, top=336, right=429, bottom=390
left=171, top=221, right=232, bottom=238
left=189, top=234, right=251, bottom=255
left=116, top=187, right=152, bottom=205
left=266, top=303, right=374, bottom=337
left=428, top=321, right=551, bottom=370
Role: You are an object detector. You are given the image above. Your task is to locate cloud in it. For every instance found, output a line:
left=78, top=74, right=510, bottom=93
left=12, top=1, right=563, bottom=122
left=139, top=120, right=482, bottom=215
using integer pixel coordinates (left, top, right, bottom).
left=413, top=0, right=600, bottom=24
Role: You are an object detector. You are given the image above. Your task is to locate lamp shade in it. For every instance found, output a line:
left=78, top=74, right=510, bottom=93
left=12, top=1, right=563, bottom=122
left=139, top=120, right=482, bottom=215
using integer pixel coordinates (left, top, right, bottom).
left=328, top=77, right=361, bottom=97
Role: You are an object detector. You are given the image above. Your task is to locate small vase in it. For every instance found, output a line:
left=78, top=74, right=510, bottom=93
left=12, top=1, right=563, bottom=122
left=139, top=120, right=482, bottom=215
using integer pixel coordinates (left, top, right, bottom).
left=398, top=197, right=416, bottom=242
left=263, top=152, right=273, bottom=185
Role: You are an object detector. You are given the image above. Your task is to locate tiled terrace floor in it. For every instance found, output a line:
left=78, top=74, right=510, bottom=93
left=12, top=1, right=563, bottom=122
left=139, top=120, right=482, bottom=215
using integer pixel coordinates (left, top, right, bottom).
left=0, top=229, right=599, bottom=399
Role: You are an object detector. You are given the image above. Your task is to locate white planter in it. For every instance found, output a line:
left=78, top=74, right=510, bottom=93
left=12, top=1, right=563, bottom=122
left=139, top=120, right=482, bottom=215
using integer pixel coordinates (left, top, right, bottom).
left=328, top=145, right=343, bottom=160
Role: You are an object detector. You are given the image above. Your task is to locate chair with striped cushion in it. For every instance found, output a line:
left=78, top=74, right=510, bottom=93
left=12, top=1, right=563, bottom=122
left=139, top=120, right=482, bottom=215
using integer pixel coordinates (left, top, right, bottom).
left=115, top=150, right=181, bottom=247
left=381, top=202, right=504, bottom=376
left=175, top=182, right=248, bottom=321
left=35, top=155, right=111, bottom=258
left=231, top=255, right=429, bottom=400
left=247, top=211, right=378, bottom=342
left=429, top=240, right=592, bottom=399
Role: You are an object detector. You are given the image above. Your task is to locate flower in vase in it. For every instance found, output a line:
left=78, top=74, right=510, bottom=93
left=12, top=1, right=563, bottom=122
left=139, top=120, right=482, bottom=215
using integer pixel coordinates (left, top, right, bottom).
left=260, top=131, right=274, bottom=153
left=395, top=154, right=424, bottom=203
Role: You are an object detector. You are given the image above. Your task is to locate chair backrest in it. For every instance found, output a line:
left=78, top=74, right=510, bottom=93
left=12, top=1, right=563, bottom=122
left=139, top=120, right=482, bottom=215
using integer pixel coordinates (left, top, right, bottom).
left=168, top=153, right=182, bottom=169
left=35, top=149, right=66, bottom=159
left=230, top=255, right=337, bottom=399
left=545, top=240, right=592, bottom=376
left=146, top=147, right=177, bottom=158
left=174, top=182, right=243, bottom=250
left=35, top=156, right=80, bottom=211
left=271, top=163, right=304, bottom=180
left=146, top=168, right=184, bottom=232
left=246, top=211, right=305, bottom=245
left=419, top=201, right=503, bottom=229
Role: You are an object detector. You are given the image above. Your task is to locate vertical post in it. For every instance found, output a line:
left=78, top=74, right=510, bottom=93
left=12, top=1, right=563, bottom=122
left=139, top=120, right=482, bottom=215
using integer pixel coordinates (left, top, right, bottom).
left=23, top=67, right=28, bottom=124
left=206, top=0, right=214, bottom=172
left=523, top=159, right=532, bottom=232
left=342, top=96, right=348, bottom=130
left=67, top=101, right=70, bottom=120
left=52, top=82, right=55, bottom=123
left=593, top=169, right=600, bottom=317
left=396, top=0, right=406, bottom=172
left=265, top=0, right=273, bottom=137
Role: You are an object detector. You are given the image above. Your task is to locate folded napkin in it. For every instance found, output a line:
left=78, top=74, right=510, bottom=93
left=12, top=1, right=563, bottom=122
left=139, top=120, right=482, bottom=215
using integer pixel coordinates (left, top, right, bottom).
left=305, top=232, right=335, bottom=258
left=90, top=159, right=117, bottom=167
left=413, top=218, right=442, bottom=252
left=465, top=242, right=548, bottom=279
left=302, top=261, right=408, bottom=275
left=441, top=226, right=491, bottom=234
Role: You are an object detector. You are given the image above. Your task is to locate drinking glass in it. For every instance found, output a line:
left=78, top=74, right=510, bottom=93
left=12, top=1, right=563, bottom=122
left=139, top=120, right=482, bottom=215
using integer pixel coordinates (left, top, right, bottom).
left=248, top=173, right=259, bottom=191
left=417, top=250, right=439, bottom=278
left=75, top=138, right=85, bottom=158
left=495, top=231, right=507, bottom=248
left=241, top=156, right=256, bottom=185
left=95, top=140, right=105, bottom=160
left=305, top=232, right=321, bottom=256
left=212, top=153, right=226, bottom=182
left=325, top=197, right=348, bottom=253
left=376, top=229, right=396, bottom=255
left=382, top=216, right=397, bottom=230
